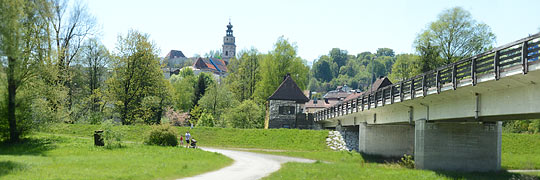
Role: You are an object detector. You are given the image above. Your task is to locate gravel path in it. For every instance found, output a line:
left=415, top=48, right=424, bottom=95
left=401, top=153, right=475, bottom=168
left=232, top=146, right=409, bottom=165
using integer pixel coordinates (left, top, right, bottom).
left=179, top=147, right=316, bottom=180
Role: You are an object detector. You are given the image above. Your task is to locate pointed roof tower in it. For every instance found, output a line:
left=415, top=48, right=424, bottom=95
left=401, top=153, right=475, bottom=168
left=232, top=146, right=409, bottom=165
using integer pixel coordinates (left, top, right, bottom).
left=268, top=73, right=309, bottom=103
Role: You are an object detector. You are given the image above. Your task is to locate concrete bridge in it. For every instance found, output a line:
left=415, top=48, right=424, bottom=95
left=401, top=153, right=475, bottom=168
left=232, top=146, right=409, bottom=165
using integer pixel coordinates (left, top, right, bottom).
left=313, top=33, right=540, bottom=172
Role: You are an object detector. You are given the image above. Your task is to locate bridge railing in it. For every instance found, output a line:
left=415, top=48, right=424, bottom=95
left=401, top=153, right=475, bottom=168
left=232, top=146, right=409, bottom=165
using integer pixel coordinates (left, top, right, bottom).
left=314, top=33, right=540, bottom=122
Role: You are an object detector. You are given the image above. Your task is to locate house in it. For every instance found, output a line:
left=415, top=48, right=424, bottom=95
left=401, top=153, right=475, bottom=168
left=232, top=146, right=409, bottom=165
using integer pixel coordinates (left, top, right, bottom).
left=266, top=74, right=310, bottom=129
left=192, top=57, right=228, bottom=76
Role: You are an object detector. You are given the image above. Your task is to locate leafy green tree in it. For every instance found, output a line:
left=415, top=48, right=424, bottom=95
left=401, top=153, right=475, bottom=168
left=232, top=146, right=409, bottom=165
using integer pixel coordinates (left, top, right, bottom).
left=192, top=72, right=214, bottom=107
left=416, top=7, right=496, bottom=64
left=197, top=112, right=215, bottom=127
left=224, top=100, right=264, bottom=128
left=254, top=37, right=309, bottom=104
left=389, top=54, right=420, bottom=82
left=415, top=31, right=443, bottom=73
left=376, top=48, right=395, bottom=57
left=226, top=48, right=260, bottom=102
left=312, top=58, right=334, bottom=82
left=198, top=83, right=238, bottom=127
left=329, top=48, right=348, bottom=67
left=170, top=74, right=196, bottom=112
left=80, top=38, right=110, bottom=114
left=0, top=0, right=52, bottom=142
left=106, top=30, right=167, bottom=125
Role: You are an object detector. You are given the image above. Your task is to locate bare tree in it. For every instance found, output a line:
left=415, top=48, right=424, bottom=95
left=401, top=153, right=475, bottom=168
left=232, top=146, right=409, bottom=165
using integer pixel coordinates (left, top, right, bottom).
left=48, top=0, right=97, bottom=113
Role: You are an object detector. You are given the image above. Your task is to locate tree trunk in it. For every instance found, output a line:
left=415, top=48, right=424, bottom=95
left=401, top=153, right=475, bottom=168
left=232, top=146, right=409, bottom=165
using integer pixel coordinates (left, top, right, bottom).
left=7, top=56, right=19, bottom=142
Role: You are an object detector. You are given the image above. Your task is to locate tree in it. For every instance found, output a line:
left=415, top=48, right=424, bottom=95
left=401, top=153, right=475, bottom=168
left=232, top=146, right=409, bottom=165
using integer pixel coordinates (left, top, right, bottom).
left=415, top=31, right=443, bottom=73
left=389, top=54, right=420, bottom=82
left=198, top=83, right=238, bottom=127
left=106, top=30, right=166, bottom=125
left=48, top=0, right=97, bottom=115
left=81, top=38, right=109, bottom=113
left=376, top=48, right=395, bottom=57
left=0, top=0, right=52, bottom=142
left=226, top=48, right=260, bottom=102
left=415, top=7, right=496, bottom=65
left=192, top=72, right=213, bottom=107
left=224, top=100, right=264, bottom=128
left=329, top=48, right=348, bottom=67
left=311, top=58, right=334, bottom=82
left=254, top=37, right=309, bottom=104
left=170, top=73, right=196, bottom=112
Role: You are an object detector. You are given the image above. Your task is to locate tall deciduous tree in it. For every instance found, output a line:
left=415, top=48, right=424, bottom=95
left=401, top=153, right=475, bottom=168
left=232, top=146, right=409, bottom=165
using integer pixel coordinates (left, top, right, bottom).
left=81, top=38, right=109, bottom=113
left=106, top=30, right=166, bottom=125
left=254, top=37, right=309, bottom=104
left=415, top=7, right=496, bottom=65
left=226, top=48, right=260, bottom=102
left=389, top=54, right=420, bottom=82
left=0, top=0, right=51, bottom=142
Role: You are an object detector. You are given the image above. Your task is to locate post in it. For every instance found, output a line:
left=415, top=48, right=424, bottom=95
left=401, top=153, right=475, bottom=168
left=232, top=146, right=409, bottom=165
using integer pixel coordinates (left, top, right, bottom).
left=452, top=64, right=457, bottom=90
left=494, top=51, right=500, bottom=80
left=471, top=58, right=477, bottom=86
left=400, top=82, right=404, bottom=102
left=436, top=70, right=441, bottom=94
left=522, top=41, right=529, bottom=74
left=410, top=78, right=415, bottom=99
left=422, top=75, right=426, bottom=97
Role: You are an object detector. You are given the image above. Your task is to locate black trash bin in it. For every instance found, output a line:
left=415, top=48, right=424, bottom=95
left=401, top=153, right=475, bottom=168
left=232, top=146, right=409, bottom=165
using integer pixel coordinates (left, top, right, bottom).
left=94, top=130, right=104, bottom=146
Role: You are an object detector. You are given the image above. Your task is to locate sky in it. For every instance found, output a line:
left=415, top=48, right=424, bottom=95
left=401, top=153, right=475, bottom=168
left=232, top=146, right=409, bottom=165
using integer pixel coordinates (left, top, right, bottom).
left=85, top=0, right=540, bottom=63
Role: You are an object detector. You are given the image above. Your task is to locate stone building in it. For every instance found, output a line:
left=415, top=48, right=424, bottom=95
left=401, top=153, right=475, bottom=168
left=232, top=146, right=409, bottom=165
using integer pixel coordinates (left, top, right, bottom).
left=222, top=21, right=236, bottom=63
left=267, top=74, right=310, bottom=129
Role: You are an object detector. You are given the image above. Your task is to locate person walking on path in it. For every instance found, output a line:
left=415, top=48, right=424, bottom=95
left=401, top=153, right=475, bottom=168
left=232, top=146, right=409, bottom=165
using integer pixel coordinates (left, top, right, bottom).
left=185, top=131, right=191, bottom=148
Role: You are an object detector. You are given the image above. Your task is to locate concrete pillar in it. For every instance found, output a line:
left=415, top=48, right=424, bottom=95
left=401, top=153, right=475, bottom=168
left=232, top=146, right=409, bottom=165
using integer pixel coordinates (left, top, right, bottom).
left=414, top=120, right=502, bottom=172
left=358, top=122, right=415, bottom=157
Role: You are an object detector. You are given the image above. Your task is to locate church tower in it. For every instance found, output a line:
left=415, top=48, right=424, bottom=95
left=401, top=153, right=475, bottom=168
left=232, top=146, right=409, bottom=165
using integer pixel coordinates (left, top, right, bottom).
left=222, top=21, right=236, bottom=63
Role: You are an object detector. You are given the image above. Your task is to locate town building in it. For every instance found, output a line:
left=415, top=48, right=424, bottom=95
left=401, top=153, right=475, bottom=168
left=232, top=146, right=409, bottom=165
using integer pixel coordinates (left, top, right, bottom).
left=266, top=74, right=311, bottom=129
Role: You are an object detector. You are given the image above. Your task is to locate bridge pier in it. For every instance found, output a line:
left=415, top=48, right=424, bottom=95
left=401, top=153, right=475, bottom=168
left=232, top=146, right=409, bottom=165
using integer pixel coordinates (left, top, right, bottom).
left=414, top=120, right=502, bottom=172
left=358, top=122, right=415, bottom=157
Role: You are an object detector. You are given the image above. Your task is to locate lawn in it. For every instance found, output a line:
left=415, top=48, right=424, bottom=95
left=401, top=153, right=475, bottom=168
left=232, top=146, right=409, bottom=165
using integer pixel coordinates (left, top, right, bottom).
left=32, top=124, right=540, bottom=179
left=502, top=133, right=540, bottom=169
left=0, top=133, right=232, bottom=180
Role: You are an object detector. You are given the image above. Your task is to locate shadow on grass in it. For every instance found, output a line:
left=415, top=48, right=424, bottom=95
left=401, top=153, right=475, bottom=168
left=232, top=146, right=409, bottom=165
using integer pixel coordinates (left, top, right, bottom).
left=358, top=153, right=540, bottom=179
left=0, top=137, right=57, bottom=156
left=0, top=160, right=26, bottom=178
left=359, top=153, right=402, bottom=164
left=434, top=170, right=539, bottom=180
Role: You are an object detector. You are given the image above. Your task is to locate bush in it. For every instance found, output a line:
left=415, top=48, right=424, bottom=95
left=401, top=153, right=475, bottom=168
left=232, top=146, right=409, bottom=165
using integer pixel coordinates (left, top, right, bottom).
left=398, top=154, right=415, bottom=169
left=197, top=113, right=215, bottom=127
left=144, top=124, right=178, bottom=146
left=101, top=120, right=123, bottom=149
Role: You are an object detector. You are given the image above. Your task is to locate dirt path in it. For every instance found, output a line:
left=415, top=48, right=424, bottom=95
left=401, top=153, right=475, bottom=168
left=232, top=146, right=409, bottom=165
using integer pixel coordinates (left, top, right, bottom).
left=178, top=147, right=315, bottom=180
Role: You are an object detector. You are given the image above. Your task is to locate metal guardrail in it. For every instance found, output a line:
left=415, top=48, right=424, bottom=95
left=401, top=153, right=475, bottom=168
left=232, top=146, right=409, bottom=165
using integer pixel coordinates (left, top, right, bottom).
left=314, top=33, right=540, bottom=122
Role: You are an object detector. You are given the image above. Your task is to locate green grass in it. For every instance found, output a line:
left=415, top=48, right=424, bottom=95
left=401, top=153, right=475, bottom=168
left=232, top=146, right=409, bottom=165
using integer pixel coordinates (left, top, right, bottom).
left=0, top=133, right=232, bottom=180
left=502, top=133, right=540, bottom=169
left=45, top=124, right=330, bottom=151
left=36, top=124, right=540, bottom=179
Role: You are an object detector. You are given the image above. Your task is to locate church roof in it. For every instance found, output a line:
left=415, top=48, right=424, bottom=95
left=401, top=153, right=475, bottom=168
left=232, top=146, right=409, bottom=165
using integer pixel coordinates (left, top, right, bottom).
left=268, top=74, right=309, bottom=103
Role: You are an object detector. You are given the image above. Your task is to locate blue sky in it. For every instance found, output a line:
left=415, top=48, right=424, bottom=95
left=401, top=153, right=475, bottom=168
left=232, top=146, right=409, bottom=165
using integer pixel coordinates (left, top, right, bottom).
left=86, top=0, right=540, bottom=62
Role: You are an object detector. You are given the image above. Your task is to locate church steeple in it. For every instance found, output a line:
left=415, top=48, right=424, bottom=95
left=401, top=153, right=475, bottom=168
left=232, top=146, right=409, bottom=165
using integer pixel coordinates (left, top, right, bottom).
left=226, top=21, right=233, bottom=36
left=222, top=20, right=236, bottom=63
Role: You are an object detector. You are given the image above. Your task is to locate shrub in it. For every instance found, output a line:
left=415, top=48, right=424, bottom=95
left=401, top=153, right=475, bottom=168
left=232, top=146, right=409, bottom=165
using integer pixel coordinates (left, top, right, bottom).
left=197, top=113, right=215, bottom=127
left=101, top=120, right=123, bottom=149
left=165, top=108, right=188, bottom=126
left=144, top=124, right=178, bottom=146
left=398, top=154, right=415, bottom=169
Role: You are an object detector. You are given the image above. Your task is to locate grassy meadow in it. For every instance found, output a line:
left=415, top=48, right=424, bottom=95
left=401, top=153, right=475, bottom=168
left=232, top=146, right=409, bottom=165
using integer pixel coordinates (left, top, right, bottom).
left=0, top=132, right=232, bottom=180
left=2, top=123, right=540, bottom=179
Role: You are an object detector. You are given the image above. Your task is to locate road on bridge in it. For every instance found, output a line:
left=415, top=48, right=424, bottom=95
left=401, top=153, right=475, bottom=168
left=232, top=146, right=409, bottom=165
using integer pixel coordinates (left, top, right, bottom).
left=178, top=147, right=316, bottom=180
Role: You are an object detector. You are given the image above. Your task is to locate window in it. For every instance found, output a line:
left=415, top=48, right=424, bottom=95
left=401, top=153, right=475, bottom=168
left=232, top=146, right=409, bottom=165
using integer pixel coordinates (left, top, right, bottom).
left=225, top=51, right=228, bottom=56
left=279, top=106, right=295, bottom=115
left=282, top=124, right=290, bottom=129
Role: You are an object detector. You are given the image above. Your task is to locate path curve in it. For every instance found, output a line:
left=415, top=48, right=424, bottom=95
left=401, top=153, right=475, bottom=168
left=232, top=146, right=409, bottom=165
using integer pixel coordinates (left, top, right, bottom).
left=179, top=147, right=315, bottom=180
